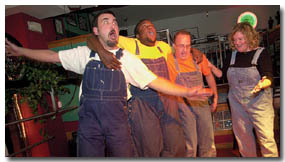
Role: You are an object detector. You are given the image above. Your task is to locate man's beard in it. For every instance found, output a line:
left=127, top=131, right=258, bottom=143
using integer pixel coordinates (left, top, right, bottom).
left=107, top=40, right=118, bottom=47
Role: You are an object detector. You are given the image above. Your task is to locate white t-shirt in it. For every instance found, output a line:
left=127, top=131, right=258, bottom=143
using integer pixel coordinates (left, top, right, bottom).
left=58, top=46, right=157, bottom=100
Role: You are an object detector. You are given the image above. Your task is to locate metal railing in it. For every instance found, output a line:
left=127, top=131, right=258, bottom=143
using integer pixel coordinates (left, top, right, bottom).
left=6, top=104, right=78, bottom=157
left=5, top=106, right=78, bottom=127
left=7, top=136, right=55, bottom=157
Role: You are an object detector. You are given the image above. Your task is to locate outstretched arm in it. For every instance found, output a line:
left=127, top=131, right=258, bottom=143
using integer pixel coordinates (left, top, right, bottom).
left=148, top=77, right=213, bottom=98
left=5, top=39, right=60, bottom=63
left=87, top=35, right=121, bottom=69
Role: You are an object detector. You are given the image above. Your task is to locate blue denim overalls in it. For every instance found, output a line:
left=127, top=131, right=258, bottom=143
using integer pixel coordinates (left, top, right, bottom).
left=227, top=48, right=278, bottom=157
left=174, top=58, right=216, bottom=157
left=127, top=41, right=185, bottom=157
left=77, top=49, right=133, bottom=157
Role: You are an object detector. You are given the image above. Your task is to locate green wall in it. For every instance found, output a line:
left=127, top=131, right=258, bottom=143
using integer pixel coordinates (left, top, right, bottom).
left=50, top=41, right=87, bottom=122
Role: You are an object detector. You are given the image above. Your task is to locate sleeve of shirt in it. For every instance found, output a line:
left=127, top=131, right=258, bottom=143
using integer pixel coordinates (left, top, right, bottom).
left=58, top=46, right=90, bottom=74
left=120, top=50, right=157, bottom=89
left=201, top=55, right=211, bottom=76
left=160, top=42, right=177, bottom=83
left=257, top=49, right=274, bottom=85
left=166, top=52, right=178, bottom=83
left=118, top=36, right=136, bottom=54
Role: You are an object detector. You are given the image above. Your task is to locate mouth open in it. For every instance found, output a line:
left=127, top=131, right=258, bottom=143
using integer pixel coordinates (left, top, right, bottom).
left=147, top=30, right=156, bottom=41
left=109, top=30, right=117, bottom=40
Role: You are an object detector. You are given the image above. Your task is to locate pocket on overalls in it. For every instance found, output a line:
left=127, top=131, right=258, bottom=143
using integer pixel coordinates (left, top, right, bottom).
left=155, top=64, right=168, bottom=78
left=184, top=74, right=201, bottom=88
left=84, top=67, right=122, bottom=92
left=144, top=58, right=169, bottom=79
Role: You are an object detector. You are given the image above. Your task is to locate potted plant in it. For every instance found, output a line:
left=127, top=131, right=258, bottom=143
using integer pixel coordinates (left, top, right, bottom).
left=5, top=33, right=69, bottom=156
left=5, top=53, right=69, bottom=116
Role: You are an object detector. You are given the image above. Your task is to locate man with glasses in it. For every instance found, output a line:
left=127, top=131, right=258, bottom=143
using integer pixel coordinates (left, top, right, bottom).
left=172, top=30, right=218, bottom=157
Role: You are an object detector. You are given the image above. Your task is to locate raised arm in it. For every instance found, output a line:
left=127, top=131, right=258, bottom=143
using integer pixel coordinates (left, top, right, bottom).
left=87, top=35, right=121, bottom=69
left=148, top=77, right=213, bottom=98
left=5, top=39, right=60, bottom=63
left=208, top=61, right=222, bottom=78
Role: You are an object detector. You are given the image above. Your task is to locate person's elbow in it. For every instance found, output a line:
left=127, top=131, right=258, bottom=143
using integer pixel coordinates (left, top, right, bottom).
left=49, top=51, right=61, bottom=63
left=147, top=78, right=159, bottom=89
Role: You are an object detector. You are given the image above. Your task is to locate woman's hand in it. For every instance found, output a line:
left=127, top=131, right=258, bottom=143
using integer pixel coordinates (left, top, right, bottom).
left=251, top=76, right=271, bottom=94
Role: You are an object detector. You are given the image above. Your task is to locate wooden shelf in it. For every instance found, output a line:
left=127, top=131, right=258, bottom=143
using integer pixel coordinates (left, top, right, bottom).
left=216, top=103, right=229, bottom=111
left=48, top=33, right=92, bottom=49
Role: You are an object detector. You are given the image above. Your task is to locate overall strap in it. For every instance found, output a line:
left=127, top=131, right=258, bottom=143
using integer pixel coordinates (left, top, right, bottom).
left=251, top=47, right=264, bottom=65
left=230, top=50, right=238, bottom=66
left=135, top=40, right=140, bottom=55
left=90, top=51, right=96, bottom=58
left=174, top=57, right=181, bottom=74
left=115, top=48, right=124, bottom=59
left=157, top=46, right=163, bottom=53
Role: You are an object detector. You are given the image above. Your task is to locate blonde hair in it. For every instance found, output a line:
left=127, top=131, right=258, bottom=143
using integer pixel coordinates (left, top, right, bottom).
left=228, top=22, right=260, bottom=50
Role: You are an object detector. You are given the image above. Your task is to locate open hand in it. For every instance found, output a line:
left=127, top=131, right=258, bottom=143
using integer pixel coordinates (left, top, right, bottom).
left=5, top=38, right=22, bottom=57
left=87, top=36, right=121, bottom=70
left=250, top=84, right=262, bottom=94
left=187, top=87, right=213, bottom=99
left=250, top=76, right=267, bottom=94
left=99, top=50, right=121, bottom=70
left=197, top=88, right=213, bottom=97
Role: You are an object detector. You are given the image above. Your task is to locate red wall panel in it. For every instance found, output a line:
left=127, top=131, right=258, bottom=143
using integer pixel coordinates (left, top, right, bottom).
left=5, top=13, right=56, bottom=49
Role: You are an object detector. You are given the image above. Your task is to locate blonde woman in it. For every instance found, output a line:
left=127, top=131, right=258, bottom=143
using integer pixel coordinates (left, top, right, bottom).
left=223, top=22, right=278, bottom=157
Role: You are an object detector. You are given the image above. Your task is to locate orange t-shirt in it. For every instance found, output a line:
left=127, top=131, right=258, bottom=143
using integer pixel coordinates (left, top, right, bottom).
left=171, top=54, right=211, bottom=81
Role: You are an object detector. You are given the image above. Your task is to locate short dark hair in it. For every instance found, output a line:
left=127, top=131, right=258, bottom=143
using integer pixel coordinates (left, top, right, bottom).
left=92, top=10, right=116, bottom=27
left=134, top=19, right=150, bottom=35
left=173, top=30, right=191, bottom=43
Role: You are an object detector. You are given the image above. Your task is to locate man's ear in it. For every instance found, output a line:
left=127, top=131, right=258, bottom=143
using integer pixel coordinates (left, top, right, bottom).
left=93, top=27, right=99, bottom=36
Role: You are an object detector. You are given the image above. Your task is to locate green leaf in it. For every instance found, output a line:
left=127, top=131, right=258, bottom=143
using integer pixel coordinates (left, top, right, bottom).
left=37, top=91, right=42, bottom=97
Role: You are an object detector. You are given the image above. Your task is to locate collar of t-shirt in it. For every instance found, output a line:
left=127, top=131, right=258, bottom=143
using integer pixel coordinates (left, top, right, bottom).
left=91, top=48, right=120, bottom=61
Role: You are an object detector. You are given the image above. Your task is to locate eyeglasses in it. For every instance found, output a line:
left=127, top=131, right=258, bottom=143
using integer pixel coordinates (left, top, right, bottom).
left=176, top=44, right=191, bottom=49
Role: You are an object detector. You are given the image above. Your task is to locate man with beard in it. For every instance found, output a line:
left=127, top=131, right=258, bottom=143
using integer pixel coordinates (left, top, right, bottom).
left=6, top=11, right=212, bottom=157
left=87, top=19, right=186, bottom=157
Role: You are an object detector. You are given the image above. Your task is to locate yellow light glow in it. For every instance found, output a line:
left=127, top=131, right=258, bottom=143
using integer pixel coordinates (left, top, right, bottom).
left=237, top=11, right=258, bottom=29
